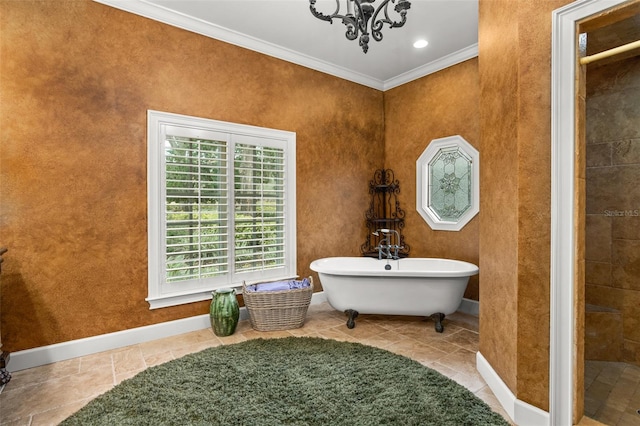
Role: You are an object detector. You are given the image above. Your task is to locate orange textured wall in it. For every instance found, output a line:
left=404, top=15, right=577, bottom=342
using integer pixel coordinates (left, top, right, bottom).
left=384, top=59, right=480, bottom=300
left=514, top=0, right=571, bottom=408
left=478, top=0, right=572, bottom=411
left=0, top=0, right=384, bottom=351
left=478, top=0, right=520, bottom=395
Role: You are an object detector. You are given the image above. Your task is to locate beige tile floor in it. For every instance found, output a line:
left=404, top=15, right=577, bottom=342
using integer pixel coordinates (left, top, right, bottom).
left=584, top=360, right=640, bottom=426
left=0, top=302, right=513, bottom=425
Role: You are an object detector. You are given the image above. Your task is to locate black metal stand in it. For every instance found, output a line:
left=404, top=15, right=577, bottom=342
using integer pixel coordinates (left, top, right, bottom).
left=360, top=169, right=410, bottom=258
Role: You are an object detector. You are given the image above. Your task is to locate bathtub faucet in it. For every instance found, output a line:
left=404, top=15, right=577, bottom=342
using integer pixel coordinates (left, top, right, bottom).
left=373, top=229, right=403, bottom=260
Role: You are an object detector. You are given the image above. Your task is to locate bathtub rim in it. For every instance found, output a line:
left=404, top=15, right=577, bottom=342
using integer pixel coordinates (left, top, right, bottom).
left=309, top=256, right=478, bottom=278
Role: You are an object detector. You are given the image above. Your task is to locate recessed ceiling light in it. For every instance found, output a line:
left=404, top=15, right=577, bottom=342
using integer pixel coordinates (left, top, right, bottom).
left=413, top=39, right=429, bottom=49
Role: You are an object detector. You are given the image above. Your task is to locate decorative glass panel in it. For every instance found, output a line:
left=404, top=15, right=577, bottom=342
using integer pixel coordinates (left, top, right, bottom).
left=428, top=147, right=473, bottom=221
left=416, top=136, right=479, bottom=231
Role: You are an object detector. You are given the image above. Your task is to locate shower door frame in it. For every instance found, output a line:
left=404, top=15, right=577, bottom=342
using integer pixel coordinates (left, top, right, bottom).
left=550, top=0, right=631, bottom=424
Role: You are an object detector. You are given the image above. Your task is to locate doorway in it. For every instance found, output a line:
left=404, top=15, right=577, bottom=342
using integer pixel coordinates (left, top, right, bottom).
left=581, top=11, right=640, bottom=425
left=551, top=0, right=640, bottom=424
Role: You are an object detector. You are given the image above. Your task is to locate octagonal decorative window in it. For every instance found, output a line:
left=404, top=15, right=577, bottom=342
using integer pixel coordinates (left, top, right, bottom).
left=416, top=135, right=479, bottom=231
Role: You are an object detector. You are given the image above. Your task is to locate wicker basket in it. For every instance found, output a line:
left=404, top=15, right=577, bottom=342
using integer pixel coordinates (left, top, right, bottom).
left=242, top=277, right=314, bottom=331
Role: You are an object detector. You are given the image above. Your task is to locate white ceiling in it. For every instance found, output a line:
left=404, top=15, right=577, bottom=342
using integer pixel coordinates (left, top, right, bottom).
left=94, top=0, right=479, bottom=90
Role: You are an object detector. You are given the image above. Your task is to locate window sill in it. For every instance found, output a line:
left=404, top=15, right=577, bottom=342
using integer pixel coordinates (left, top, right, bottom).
left=146, top=289, right=232, bottom=310
left=146, top=275, right=299, bottom=309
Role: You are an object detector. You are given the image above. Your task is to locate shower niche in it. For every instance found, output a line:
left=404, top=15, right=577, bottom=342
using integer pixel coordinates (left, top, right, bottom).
left=360, top=169, right=410, bottom=258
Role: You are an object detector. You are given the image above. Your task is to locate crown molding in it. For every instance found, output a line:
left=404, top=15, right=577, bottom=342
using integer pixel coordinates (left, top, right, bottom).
left=94, top=0, right=478, bottom=91
left=383, top=44, right=479, bottom=91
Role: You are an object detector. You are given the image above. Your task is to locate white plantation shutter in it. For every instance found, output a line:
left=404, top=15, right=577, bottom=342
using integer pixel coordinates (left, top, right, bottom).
left=234, top=141, right=286, bottom=273
left=147, top=111, right=296, bottom=309
left=164, top=131, right=229, bottom=284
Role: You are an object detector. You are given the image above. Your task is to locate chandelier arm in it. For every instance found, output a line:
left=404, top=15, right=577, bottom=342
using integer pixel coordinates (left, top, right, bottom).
left=388, top=0, right=411, bottom=28
left=386, top=11, right=409, bottom=29
left=309, top=0, right=344, bottom=23
left=344, top=21, right=358, bottom=41
left=370, top=0, right=391, bottom=25
left=370, top=0, right=390, bottom=42
left=371, top=0, right=411, bottom=41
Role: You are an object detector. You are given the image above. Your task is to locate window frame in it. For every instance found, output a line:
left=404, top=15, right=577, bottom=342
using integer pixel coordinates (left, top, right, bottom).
left=147, top=110, right=297, bottom=309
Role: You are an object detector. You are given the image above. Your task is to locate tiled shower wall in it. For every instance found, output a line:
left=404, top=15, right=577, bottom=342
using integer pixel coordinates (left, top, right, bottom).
left=585, top=56, right=640, bottom=366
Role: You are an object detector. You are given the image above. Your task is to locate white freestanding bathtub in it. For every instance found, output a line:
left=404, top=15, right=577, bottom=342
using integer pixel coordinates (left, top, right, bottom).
left=310, top=257, right=479, bottom=332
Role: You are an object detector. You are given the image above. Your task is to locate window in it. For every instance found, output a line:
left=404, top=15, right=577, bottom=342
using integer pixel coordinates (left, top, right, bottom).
left=147, top=111, right=296, bottom=309
left=416, top=135, right=479, bottom=231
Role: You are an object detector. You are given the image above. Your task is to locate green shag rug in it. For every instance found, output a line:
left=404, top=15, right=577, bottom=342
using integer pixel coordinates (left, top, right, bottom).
left=61, top=337, right=508, bottom=425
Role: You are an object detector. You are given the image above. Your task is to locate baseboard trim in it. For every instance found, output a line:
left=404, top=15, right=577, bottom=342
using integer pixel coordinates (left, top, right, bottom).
left=476, top=351, right=550, bottom=426
left=458, top=297, right=479, bottom=316
left=8, top=292, right=328, bottom=372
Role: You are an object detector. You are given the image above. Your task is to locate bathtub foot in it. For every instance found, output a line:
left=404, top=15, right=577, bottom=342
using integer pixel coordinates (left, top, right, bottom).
left=345, top=309, right=359, bottom=329
left=431, top=313, right=445, bottom=333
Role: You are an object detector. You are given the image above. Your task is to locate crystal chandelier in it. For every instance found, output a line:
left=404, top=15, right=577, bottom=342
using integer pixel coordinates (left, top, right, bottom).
left=309, top=0, right=412, bottom=54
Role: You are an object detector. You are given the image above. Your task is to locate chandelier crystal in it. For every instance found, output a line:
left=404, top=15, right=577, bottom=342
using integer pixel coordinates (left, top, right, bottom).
left=309, top=0, right=412, bottom=54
